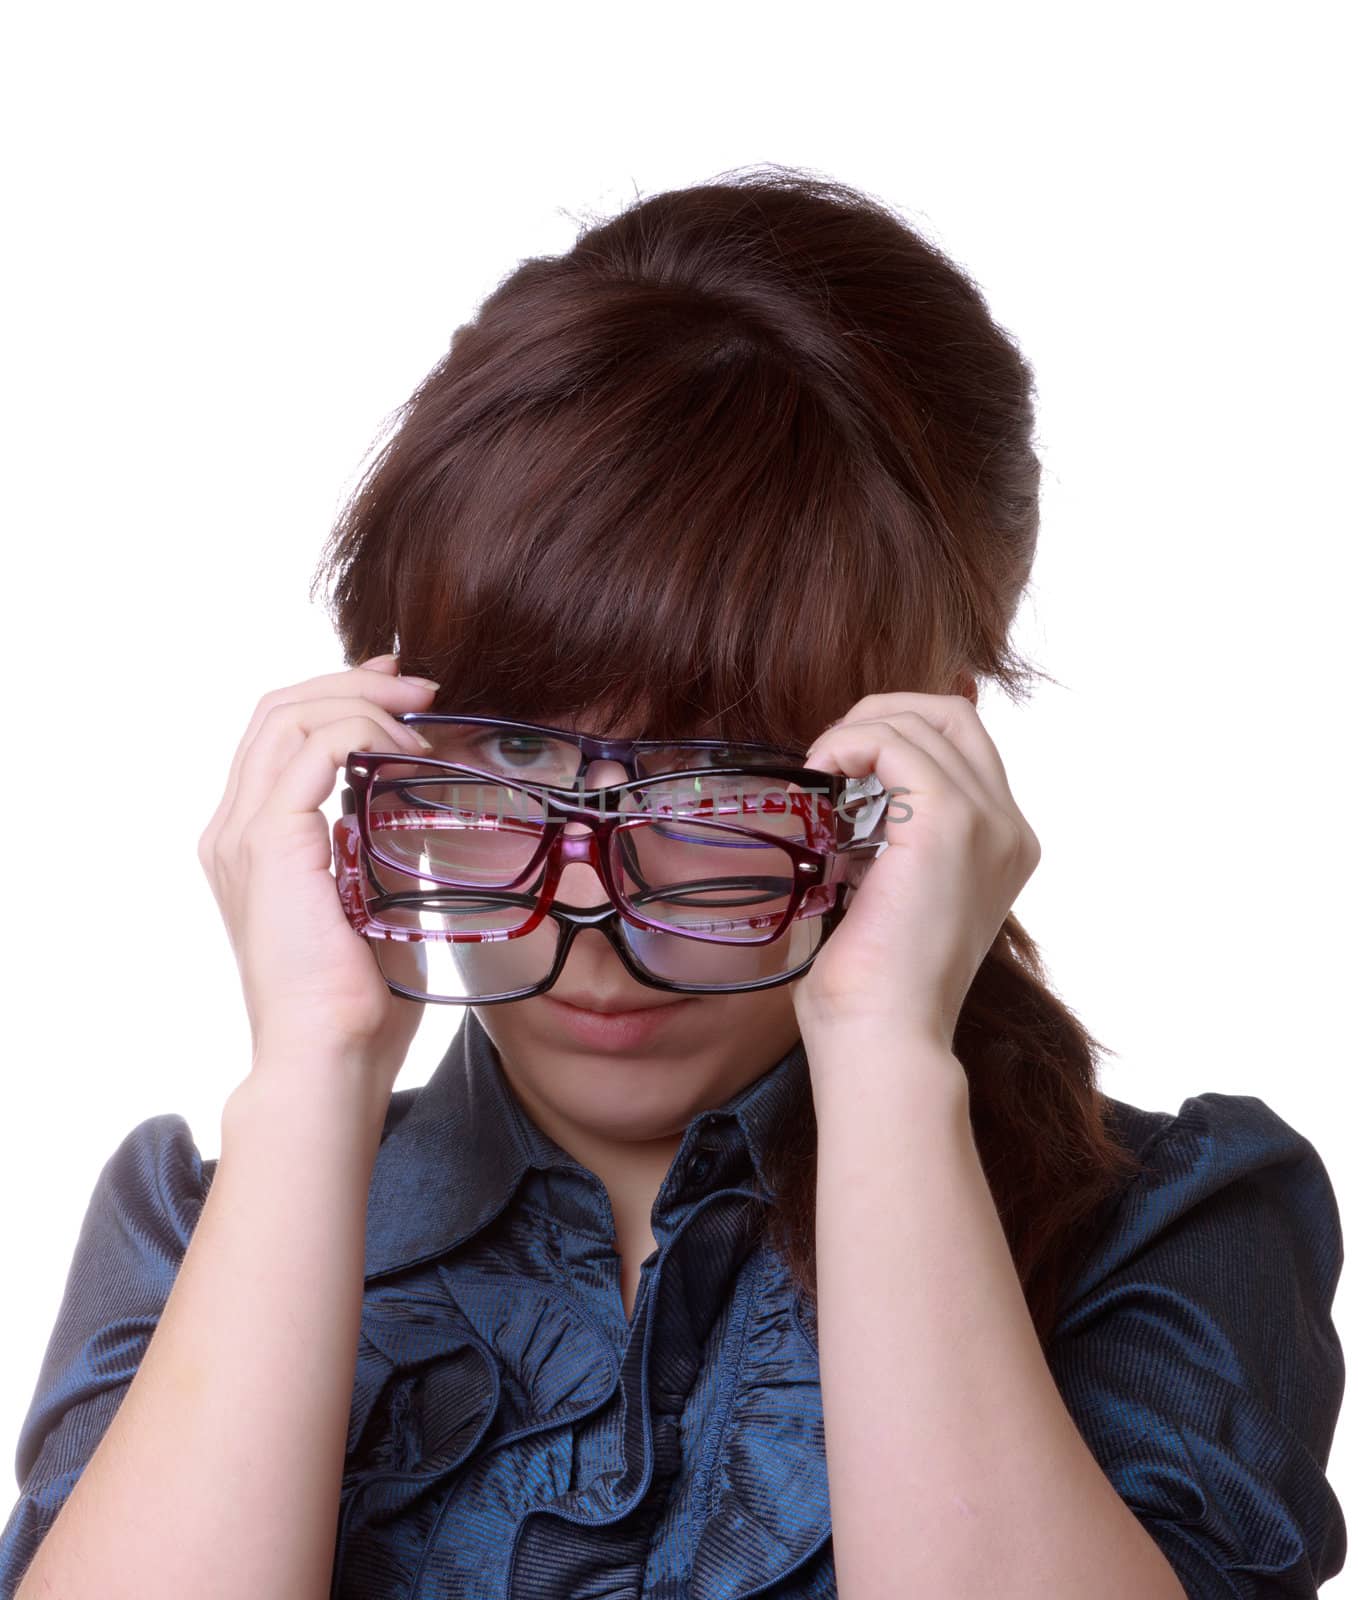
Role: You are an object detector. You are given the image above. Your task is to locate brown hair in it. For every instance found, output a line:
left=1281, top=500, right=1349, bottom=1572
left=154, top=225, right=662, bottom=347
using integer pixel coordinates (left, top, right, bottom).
left=312, top=163, right=1146, bottom=1353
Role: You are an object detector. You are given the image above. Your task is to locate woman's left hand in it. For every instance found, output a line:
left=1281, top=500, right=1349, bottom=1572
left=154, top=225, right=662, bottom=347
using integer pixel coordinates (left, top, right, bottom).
left=791, top=692, right=1041, bottom=1052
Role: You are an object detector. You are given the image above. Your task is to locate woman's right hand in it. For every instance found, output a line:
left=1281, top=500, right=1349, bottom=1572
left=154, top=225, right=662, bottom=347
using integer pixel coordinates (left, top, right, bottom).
left=197, top=653, right=441, bottom=1097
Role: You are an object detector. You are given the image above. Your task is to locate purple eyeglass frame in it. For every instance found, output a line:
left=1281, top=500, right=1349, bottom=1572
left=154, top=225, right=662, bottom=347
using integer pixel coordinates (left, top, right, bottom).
left=337, top=755, right=882, bottom=948
left=385, top=711, right=811, bottom=779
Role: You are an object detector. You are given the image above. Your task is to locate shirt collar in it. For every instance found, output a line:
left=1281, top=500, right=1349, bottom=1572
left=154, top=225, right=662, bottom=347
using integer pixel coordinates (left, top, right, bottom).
left=363, top=1008, right=809, bottom=1282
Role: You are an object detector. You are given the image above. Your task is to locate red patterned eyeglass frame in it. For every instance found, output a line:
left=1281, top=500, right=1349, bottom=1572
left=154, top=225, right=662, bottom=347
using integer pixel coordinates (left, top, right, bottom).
left=335, top=754, right=889, bottom=948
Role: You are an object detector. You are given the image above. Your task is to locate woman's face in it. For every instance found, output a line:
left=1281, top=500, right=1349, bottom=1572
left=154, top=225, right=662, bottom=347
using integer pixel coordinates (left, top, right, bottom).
left=470, top=715, right=805, bottom=1149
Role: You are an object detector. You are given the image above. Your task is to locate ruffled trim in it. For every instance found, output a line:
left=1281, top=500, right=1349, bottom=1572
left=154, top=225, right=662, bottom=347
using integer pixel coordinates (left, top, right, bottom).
left=336, top=1185, right=834, bottom=1598
left=691, top=1245, right=831, bottom=1599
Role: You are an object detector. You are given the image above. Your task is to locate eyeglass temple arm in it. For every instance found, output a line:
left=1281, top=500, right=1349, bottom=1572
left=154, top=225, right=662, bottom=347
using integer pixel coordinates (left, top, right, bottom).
left=822, top=774, right=892, bottom=888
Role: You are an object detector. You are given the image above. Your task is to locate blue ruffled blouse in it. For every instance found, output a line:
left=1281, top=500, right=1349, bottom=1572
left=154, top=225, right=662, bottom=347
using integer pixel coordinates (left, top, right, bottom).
left=0, top=1014, right=1347, bottom=1598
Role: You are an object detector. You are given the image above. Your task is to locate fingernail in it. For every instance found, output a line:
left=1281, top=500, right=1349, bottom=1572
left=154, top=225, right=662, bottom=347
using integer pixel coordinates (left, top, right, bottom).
left=401, top=676, right=441, bottom=691
left=361, top=652, right=398, bottom=667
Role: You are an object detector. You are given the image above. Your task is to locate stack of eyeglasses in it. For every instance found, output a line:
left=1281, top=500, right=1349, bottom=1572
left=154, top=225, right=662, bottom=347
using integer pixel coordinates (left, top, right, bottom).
left=332, top=714, right=889, bottom=1004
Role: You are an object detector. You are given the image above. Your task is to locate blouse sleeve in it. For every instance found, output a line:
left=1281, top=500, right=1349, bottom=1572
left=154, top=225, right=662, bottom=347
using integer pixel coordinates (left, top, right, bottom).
left=1046, top=1092, right=1346, bottom=1599
left=0, top=1114, right=212, bottom=1599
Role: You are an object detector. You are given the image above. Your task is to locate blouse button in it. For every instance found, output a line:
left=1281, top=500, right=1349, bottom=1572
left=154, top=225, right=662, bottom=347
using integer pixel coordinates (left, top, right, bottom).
left=685, top=1146, right=718, bottom=1185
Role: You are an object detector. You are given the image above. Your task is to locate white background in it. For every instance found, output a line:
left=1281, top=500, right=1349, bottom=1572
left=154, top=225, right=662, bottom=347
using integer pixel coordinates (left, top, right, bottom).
left=2, top=0, right=1354, bottom=1581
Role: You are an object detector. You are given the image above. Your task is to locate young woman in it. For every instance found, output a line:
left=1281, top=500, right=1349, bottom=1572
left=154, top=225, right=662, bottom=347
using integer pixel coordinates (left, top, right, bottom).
left=1, top=168, right=1345, bottom=1599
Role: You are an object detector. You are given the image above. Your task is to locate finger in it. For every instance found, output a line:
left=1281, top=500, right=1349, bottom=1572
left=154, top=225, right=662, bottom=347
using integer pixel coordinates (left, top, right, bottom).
left=260, top=712, right=440, bottom=823
left=229, top=661, right=433, bottom=799
left=208, top=656, right=416, bottom=832
left=814, top=722, right=967, bottom=847
left=810, top=692, right=1014, bottom=809
left=218, top=699, right=433, bottom=857
left=200, top=662, right=436, bottom=858
left=804, top=712, right=991, bottom=816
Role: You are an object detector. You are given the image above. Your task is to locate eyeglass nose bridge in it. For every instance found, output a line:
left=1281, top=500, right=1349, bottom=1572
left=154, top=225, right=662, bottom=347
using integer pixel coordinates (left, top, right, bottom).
left=542, top=821, right=623, bottom=907
left=555, top=831, right=605, bottom=866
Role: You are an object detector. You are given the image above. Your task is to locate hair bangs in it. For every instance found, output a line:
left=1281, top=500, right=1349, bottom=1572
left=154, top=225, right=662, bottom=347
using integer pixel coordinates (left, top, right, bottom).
left=325, top=312, right=925, bottom=753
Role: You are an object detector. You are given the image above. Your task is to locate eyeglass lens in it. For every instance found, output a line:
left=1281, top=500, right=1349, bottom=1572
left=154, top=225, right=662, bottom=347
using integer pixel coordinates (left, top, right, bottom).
left=360, top=876, right=833, bottom=1002
left=402, top=718, right=797, bottom=783
left=363, top=765, right=834, bottom=934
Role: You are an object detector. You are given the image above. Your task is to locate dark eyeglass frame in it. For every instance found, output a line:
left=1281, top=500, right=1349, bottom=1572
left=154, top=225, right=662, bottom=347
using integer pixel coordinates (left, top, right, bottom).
left=386, top=711, right=810, bottom=779
left=332, top=817, right=853, bottom=1004
left=338, top=756, right=881, bottom=947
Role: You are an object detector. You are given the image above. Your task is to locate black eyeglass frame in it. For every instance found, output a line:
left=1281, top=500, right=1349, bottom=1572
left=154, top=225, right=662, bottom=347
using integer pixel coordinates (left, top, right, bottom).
left=334, top=825, right=853, bottom=1005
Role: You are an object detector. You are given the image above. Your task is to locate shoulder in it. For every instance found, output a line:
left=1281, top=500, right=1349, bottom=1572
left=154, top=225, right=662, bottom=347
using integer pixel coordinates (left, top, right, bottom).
left=1100, top=1086, right=1326, bottom=1174
left=84, top=1110, right=215, bottom=1256
left=1052, top=1089, right=1346, bottom=1452
left=7, top=1113, right=214, bottom=1496
left=96, top=1086, right=429, bottom=1226
left=30, top=1111, right=217, bottom=1368
left=1048, top=1090, right=1348, bottom=1591
left=44, top=1111, right=216, bottom=1346
left=90, top=1084, right=426, bottom=1257
left=1069, top=1089, right=1342, bottom=1312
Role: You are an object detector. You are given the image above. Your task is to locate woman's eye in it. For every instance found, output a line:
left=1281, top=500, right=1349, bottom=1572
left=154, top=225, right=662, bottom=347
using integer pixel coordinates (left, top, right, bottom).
left=485, top=736, right=552, bottom=769
left=654, top=745, right=722, bottom=770
left=677, top=745, right=772, bottom=771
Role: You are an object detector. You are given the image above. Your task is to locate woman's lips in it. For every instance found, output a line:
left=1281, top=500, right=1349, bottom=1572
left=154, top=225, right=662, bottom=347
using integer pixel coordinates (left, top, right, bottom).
left=542, top=994, right=696, bottom=1051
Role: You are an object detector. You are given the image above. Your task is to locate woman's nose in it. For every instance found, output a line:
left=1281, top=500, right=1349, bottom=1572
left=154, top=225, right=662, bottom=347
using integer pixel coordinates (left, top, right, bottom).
left=556, top=757, right=629, bottom=904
